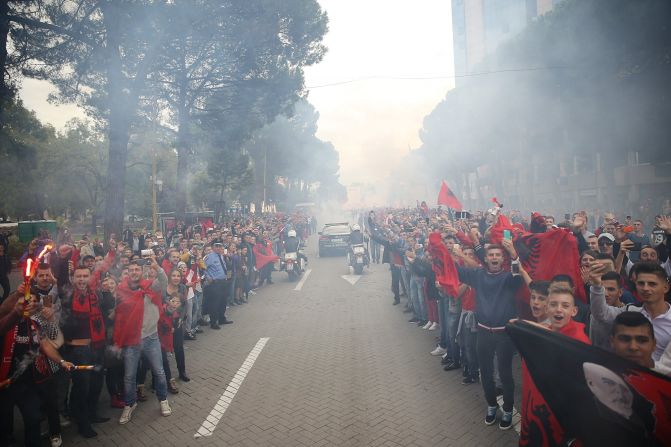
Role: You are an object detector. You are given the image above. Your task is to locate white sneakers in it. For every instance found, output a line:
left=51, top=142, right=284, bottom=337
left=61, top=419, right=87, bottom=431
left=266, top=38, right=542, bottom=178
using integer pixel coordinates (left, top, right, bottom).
left=120, top=400, right=172, bottom=424
left=428, top=322, right=438, bottom=331
left=422, top=321, right=432, bottom=329
left=160, top=399, right=172, bottom=416
left=430, top=346, right=447, bottom=356
left=119, top=403, right=137, bottom=425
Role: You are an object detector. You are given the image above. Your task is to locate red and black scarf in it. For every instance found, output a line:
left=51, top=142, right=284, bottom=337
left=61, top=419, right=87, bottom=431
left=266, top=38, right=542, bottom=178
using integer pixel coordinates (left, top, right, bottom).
left=1, top=319, right=50, bottom=383
left=72, top=288, right=106, bottom=349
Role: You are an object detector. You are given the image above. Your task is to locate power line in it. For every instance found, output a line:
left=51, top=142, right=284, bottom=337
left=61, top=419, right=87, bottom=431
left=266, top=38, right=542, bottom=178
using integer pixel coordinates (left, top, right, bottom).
left=306, top=65, right=576, bottom=89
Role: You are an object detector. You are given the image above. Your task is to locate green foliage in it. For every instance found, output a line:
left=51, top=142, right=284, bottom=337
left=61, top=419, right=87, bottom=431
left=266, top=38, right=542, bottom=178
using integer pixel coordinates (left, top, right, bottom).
left=146, top=0, right=328, bottom=217
left=243, top=100, right=344, bottom=205
left=0, top=97, right=47, bottom=162
left=1, top=0, right=339, bottom=223
left=0, top=98, right=52, bottom=218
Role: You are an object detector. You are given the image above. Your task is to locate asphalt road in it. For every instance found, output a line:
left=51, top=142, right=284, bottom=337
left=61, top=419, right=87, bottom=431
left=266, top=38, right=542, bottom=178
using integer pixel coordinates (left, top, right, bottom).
left=33, top=237, right=521, bottom=446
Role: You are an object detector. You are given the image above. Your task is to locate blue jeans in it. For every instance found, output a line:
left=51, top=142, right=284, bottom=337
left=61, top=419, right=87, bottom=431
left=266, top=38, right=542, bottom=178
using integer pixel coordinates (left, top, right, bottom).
left=437, top=297, right=448, bottom=348
left=447, top=311, right=461, bottom=364
left=409, top=276, right=427, bottom=321
left=229, top=277, right=236, bottom=301
left=123, top=333, right=168, bottom=406
left=184, top=297, right=194, bottom=332
left=192, top=290, right=203, bottom=330
left=460, top=320, right=479, bottom=378
left=370, top=240, right=381, bottom=262
left=400, top=267, right=410, bottom=299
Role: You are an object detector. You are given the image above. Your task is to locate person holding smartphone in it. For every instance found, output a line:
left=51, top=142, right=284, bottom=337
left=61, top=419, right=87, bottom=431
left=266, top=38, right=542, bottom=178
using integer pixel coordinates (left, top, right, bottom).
left=590, top=261, right=671, bottom=361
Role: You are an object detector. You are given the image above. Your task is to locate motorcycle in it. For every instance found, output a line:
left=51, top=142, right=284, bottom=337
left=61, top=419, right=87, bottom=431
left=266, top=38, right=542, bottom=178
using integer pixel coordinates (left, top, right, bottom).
left=348, top=243, right=369, bottom=275
left=280, top=250, right=304, bottom=281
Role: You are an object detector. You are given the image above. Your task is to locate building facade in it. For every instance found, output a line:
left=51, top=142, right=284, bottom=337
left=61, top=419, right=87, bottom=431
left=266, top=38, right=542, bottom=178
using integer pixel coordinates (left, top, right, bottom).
left=451, top=0, right=558, bottom=85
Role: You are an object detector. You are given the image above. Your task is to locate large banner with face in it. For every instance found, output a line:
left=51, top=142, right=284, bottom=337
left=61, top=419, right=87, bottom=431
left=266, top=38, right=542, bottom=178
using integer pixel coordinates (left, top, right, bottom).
left=507, top=321, right=671, bottom=447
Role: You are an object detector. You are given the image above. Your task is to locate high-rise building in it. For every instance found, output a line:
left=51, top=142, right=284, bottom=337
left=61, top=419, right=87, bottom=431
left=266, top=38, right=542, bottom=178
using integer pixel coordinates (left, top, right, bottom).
left=447, top=0, right=670, bottom=218
left=451, top=0, right=560, bottom=85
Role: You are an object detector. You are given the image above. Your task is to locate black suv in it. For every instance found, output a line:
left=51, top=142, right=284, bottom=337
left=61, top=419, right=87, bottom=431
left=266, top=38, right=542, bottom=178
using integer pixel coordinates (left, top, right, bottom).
left=318, top=223, right=351, bottom=256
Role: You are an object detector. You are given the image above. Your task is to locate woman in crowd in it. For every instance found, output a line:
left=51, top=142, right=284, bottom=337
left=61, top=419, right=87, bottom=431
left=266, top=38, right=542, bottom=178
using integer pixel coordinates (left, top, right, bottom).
left=161, top=268, right=189, bottom=394
left=177, top=261, right=196, bottom=340
left=101, top=275, right=125, bottom=409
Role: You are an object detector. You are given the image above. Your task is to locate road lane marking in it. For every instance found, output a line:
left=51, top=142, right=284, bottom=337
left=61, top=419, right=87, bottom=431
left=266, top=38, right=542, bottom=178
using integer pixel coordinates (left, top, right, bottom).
left=341, top=274, right=362, bottom=285
left=293, top=268, right=312, bottom=291
left=194, top=337, right=270, bottom=438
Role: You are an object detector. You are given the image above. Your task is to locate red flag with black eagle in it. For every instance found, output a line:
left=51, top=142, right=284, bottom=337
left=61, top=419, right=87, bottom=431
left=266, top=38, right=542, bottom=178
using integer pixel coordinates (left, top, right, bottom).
left=488, top=214, right=586, bottom=304
left=427, top=232, right=460, bottom=297
left=253, top=240, right=279, bottom=270
left=508, top=320, right=671, bottom=447
left=437, top=181, right=463, bottom=211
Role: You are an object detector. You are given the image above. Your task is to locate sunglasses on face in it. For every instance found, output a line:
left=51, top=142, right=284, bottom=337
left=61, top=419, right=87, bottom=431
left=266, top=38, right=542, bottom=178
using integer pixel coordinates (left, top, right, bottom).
left=599, top=241, right=613, bottom=247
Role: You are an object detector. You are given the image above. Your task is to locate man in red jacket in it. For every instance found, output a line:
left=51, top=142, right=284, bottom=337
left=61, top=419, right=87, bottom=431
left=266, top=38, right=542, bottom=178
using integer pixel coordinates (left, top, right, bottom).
left=114, top=258, right=171, bottom=425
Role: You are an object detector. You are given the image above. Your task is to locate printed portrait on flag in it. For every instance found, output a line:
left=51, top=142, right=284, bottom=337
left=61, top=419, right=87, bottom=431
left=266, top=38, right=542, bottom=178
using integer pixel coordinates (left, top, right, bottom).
left=508, top=321, right=671, bottom=447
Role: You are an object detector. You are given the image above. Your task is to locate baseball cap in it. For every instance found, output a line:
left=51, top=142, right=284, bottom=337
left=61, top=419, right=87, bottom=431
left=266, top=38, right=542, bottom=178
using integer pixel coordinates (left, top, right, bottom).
left=598, top=233, right=615, bottom=242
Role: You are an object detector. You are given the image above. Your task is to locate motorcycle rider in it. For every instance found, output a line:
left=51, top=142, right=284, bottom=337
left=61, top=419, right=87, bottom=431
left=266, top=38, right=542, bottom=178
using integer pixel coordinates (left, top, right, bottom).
left=350, top=224, right=365, bottom=245
left=349, top=224, right=369, bottom=265
left=284, top=230, right=307, bottom=270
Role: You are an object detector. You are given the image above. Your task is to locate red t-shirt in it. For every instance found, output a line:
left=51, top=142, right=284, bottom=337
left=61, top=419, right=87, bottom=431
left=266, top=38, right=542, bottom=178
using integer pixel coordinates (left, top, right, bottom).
left=460, top=286, right=476, bottom=311
left=556, top=319, right=590, bottom=344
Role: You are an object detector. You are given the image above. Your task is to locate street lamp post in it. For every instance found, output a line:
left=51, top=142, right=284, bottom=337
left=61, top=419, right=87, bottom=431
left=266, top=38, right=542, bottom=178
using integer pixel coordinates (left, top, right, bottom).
left=151, top=151, right=160, bottom=234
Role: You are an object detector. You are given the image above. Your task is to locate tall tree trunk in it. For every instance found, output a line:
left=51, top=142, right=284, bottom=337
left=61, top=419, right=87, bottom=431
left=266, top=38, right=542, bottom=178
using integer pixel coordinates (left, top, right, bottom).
left=91, top=213, right=97, bottom=236
left=102, top=3, right=131, bottom=240
left=174, top=55, right=190, bottom=221
left=0, top=1, right=12, bottom=127
left=175, top=103, right=190, bottom=221
left=0, top=1, right=9, bottom=97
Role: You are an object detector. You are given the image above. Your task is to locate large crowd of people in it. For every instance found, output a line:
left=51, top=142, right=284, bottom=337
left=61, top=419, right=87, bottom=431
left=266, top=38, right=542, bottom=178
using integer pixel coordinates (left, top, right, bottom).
left=364, top=205, right=671, bottom=443
left=0, top=213, right=313, bottom=446
left=2, top=202, right=671, bottom=446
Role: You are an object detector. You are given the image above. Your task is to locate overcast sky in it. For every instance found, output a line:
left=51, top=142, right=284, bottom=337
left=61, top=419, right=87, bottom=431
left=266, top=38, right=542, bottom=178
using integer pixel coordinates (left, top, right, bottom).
left=303, top=0, right=454, bottom=187
left=19, top=0, right=454, bottom=190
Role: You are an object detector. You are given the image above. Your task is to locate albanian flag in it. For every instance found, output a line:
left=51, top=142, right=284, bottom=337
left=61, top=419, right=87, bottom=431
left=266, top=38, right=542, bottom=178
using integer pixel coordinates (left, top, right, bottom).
left=518, top=229, right=586, bottom=303
left=437, top=180, right=463, bottom=211
left=488, top=213, right=515, bottom=245
left=427, top=232, right=460, bottom=297
left=489, top=214, right=586, bottom=303
left=508, top=320, right=671, bottom=447
left=253, top=240, right=279, bottom=270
